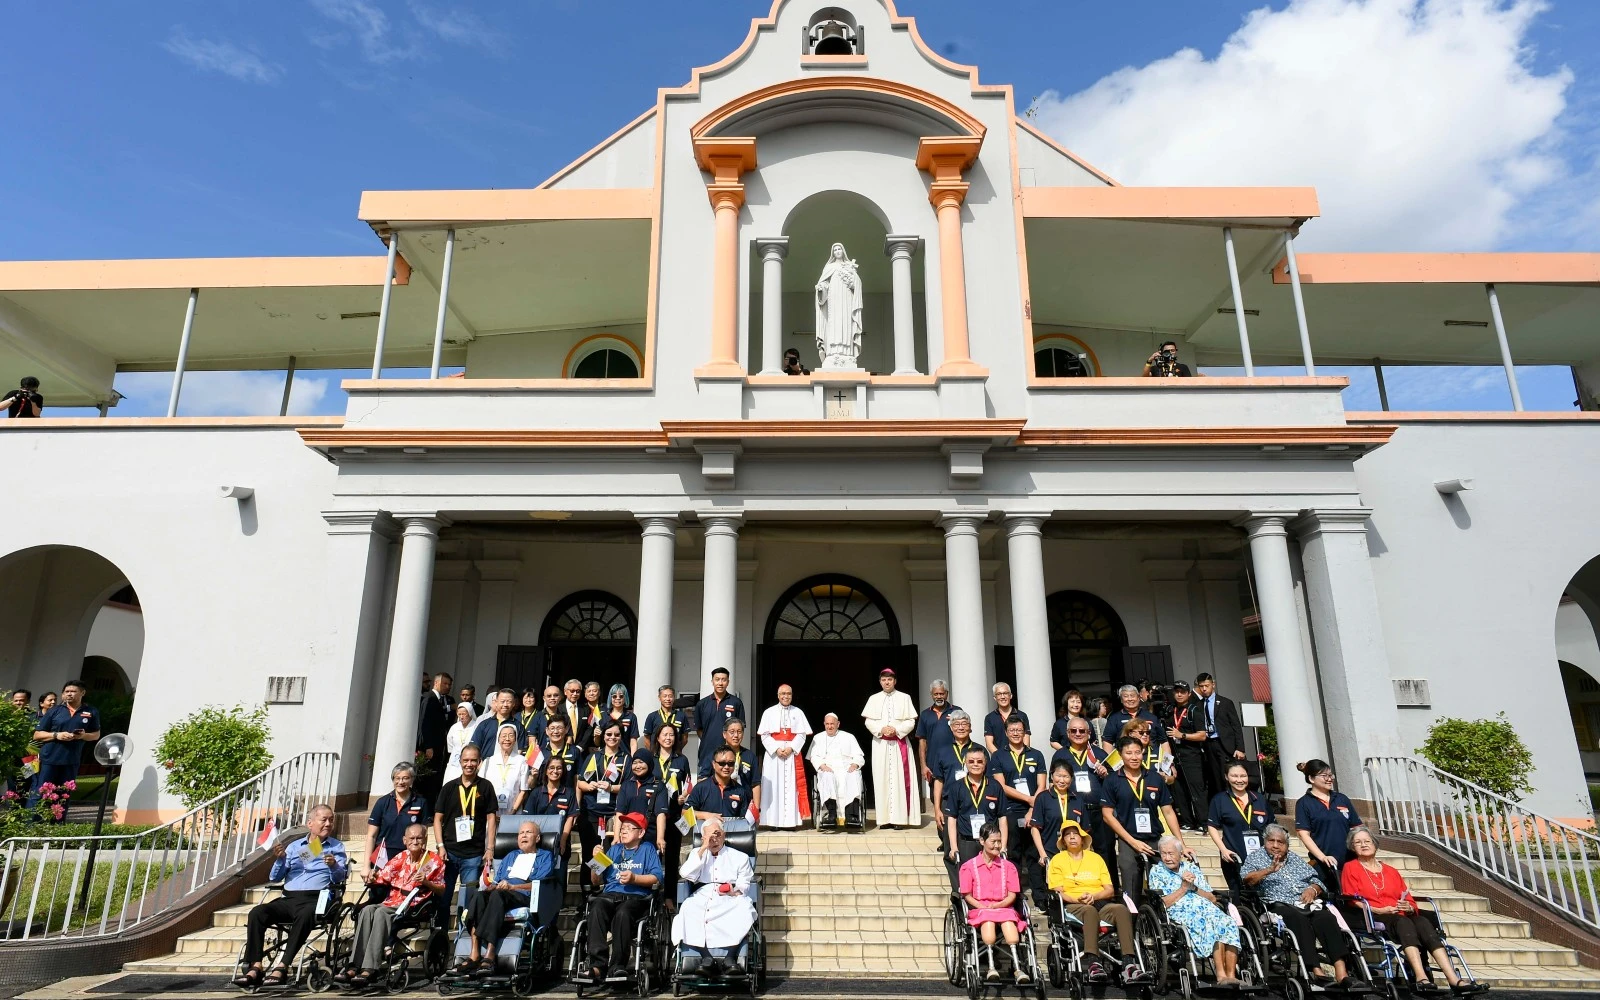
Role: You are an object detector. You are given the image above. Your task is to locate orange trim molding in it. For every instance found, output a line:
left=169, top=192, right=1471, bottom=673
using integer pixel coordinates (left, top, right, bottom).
left=1270, top=252, right=1600, bottom=286
left=663, top=418, right=1025, bottom=441
left=1017, top=425, right=1395, bottom=448
left=743, top=373, right=939, bottom=387
left=1020, top=186, right=1320, bottom=221
left=357, top=188, right=654, bottom=226
left=0, top=257, right=408, bottom=292
left=691, top=76, right=986, bottom=140
left=917, top=137, right=987, bottom=377
left=300, top=428, right=670, bottom=449
left=693, top=138, right=758, bottom=376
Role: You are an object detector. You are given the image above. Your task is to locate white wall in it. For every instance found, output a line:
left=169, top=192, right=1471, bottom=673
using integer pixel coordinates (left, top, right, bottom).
left=85, top=604, right=145, bottom=688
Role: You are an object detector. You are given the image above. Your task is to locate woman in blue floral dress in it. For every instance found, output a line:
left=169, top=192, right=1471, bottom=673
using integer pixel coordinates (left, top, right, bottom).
left=1147, top=836, right=1241, bottom=985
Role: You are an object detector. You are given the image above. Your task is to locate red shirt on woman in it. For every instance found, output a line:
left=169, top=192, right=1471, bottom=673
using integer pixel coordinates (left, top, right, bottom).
left=1340, top=859, right=1413, bottom=911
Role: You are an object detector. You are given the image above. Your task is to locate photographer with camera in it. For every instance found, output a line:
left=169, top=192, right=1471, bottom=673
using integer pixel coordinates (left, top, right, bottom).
left=781, top=348, right=810, bottom=376
left=1142, top=342, right=1193, bottom=378
left=3, top=376, right=43, bottom=418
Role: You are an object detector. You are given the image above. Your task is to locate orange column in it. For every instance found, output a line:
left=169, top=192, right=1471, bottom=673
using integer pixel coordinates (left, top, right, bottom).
left=693, top=137, right=758, bottom=376
left=916, top=136, right=986, bottom=376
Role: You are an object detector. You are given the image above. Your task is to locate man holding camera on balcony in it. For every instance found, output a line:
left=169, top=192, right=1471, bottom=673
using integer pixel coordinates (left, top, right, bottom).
left=1143, top=341, right=1195, bottom=378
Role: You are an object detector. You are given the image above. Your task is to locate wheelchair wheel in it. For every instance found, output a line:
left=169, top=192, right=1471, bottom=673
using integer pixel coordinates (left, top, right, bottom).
left=1046, top=943, right=1063, bottom=989
left=1284, top=978, right=1307, bottom=1000
left=306, top=961, right=334, bottom=994
left=1178, top=967, right=1194, bottom=1000
left=1135, top=908, right=1168, bottom=995
left=636, top=965, right=651, bottom=997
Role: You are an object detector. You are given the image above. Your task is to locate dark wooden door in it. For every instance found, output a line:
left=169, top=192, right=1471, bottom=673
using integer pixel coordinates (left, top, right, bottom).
left=494, top=645, right=544, bottom=693
left=1121, top=645, right=1173, bottom=687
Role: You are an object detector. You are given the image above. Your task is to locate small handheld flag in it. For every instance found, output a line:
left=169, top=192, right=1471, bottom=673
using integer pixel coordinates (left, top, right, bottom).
left=257, top=820, right=278, bottom=848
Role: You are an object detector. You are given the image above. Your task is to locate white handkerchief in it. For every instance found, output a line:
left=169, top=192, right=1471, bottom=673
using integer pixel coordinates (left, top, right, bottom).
left=508, top=852, right=537, bottom=881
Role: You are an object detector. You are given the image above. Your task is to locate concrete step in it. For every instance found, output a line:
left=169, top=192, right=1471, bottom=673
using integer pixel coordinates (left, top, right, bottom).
left=1443, top=935, right=1580, bottom=967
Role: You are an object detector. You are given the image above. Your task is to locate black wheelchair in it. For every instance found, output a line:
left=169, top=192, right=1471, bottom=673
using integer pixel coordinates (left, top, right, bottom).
left=942, top=892, right=1046, bottom=999
left=436, top=815, right=567, bottom=997
left=334, top=880, right=448, bottom=993
left=1340, top=892, right=1486, bottom=1000
left=566, top=852, right=668, bottom=995
left=1134, top=856, right=1267, bottom=1000
left=1234, top=886, right=1372, bottom=1000
left=668, top=820, right=766, bottom=995
left=1044, top=890, right=1152, bottom=1000
left=808, top=772, right=866, bottom=833
left=232, top=878, right=353, bottom=994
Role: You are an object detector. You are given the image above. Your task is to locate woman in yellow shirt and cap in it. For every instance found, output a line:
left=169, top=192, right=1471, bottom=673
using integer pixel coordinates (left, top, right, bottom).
left=1046, top=820, right=1144, bottom=986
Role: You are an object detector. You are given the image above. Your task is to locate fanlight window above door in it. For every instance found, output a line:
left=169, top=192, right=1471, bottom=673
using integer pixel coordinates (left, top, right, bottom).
left=544, top=592, right=635, bottom=642
left=768, top=576, right=897, bottom=643
left=1047, top=591, right=1120, bottom=645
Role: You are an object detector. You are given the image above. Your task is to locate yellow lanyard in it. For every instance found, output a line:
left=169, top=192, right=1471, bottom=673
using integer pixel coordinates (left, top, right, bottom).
left=1010, top=749, right=1029, bottom=776
left=966, top=778, right=985, bottom=811
left=1069, top=746, right=1089, bottom=767
left=1129, top=775, right=1146, bottom=802
left=953, top=741, right=973, bottom=765
left=659, top=709, right=673, bottom=726
left=1055, top=790, right=1071, bottom=816
left=458, top=783, right=477, bottom=815
left=657, top=753, right=678, bottom=790
left=1231, top=792, right=1254, bottom=826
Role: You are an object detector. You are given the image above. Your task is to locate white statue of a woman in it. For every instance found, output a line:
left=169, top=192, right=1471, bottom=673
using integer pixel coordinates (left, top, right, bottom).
left=814, top=242, right=864, bottom=370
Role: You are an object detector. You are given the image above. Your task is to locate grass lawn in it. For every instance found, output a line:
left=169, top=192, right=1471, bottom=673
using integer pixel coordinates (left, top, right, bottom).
left=65, top=774, right=118, bottom=802
left=0, top=857, right=179, bottom=932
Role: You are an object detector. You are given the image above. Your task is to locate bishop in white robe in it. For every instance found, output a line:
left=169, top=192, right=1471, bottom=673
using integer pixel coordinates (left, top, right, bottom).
left=861, top=668, right=920, bottom=827
left=807, top=713, right=864, bottom=819
left=670, top=820, right=757, bottom=951
left=756, top=685, right=812, bottom=829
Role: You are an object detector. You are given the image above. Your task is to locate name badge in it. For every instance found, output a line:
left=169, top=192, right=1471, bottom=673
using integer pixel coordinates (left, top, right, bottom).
left=315, top=888, right=330, bottom=915
left=1012, top=777, right=1030, bottom=793
left=453, top=816, right=474, bottom=843
left=1133, top=809, right=1153, bottom=835
left=596, top=788, right=611, bottom=805
left=968, top=814, right=984, bottom=838
left=1243, top=833, right=1262, bottom=855
left=1074, top=771, right=1092, bottom=794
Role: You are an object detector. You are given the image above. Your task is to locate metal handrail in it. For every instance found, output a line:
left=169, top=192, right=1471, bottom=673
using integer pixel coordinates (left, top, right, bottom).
left=0, top=751, right=338, bottom=942
left=1363, top=755, right=1600, bottom=933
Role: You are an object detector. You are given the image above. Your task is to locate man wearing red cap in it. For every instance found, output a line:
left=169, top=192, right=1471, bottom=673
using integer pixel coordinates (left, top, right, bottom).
left=861, top=667, right=919, bottom=828
left=582, top=811, right=663, bottom=985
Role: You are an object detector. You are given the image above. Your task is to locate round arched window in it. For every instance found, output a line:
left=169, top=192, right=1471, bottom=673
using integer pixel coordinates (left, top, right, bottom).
left=1034, top=347, right=1088, bottom=377
left=540, top=591, right=636, bottom=643
left=572, top=348, right=639, bottom=379
left=765, top=575, right=899, bottom=644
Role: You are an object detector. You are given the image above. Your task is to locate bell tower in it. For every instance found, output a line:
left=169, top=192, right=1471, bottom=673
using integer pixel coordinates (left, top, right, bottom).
left=806, top=7, right=861, bottom=55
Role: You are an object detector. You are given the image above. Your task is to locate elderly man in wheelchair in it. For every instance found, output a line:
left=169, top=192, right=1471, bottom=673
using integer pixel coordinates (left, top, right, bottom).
left=333, top=821, right=446, bottom=990
left=670, top=815, right=760, bottom=985
left=575, top=810, right=665, bottom=989
left=232, top=804, right=350, bottom=991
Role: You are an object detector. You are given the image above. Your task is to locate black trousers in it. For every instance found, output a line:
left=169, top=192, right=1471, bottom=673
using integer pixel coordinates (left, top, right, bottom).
left=1270, top=902, right=1353, bottom=969
left=1002, top=815, right=1046, bottom=906
left=244, top=890, right=321, bottom=968
left=660, top=823, right=683, bottom=901
left=945, top=835, right=982, bottom=892
left=585, top=893, right=651, bottom=970
left=1115, top=841, right=1157, bottom=904
left=1202, top=741, right=1229, bottom=800
left=1171, top=750, right=1208, bottom=828
left=464, top=888, right=525, bottom=945
left=1087, top=814, right=1119, bottom=894
left=578, top=812, right=612, bottom=890
left=1384, top=912, right=1444, bottom=954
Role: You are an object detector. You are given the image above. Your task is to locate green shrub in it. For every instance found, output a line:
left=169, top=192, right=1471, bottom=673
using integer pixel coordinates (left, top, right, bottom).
left=1416, top=712, right=1534, bottom=802
left=0, top=693, right=32, bottom=786
left=153, top=705, right=273, bottom=810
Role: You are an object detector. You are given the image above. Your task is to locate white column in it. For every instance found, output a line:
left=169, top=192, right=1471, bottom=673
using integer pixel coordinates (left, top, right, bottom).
left=371, top=231, right=399, bottom=379
left=1284, top=233, right=1314, bottom=375
left=370, top=515, right=443, bottom=797
left=698, top=512, right=743, bottom=695
left=885, top=235, right=922, bottom=375
left=1486, top=283, right=1524, bottom=411
left=1004, top=514, right=1054, bottom=752
left=1237, top=513, right=1324, bottom=800
left=634, top=514, right=679, bottom=701
left=940, top=513, right=989, bottom=715
left=430, top=228, right=456, bottom=379
left=166, top=288, right=199, bottom=418
left=755, top=239, right=788, bottom=375
left=1222, top=227, right=1255, bottom=376
left=1292, top=509, right=1403, bottom=780
left=321, top=511, right=396, bottom=797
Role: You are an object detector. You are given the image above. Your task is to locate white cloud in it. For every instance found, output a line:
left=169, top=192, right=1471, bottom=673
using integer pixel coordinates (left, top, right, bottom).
left=407, top=1, right=506, bottom=54
left=309, top=0, right=420, bottom=63
left=163, top=28, right=283, bottom=84
left=1029, top=0, right=1582, bottom=250
left=112, top=371, right=333, bottom=417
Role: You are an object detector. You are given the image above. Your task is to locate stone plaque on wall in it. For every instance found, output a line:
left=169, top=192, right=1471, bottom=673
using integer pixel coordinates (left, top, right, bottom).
left=824, top=388, right=855, bottom=419
left=266, top=675, right=307, bottom=705
left=1393, top=678, right=1431, bottom=708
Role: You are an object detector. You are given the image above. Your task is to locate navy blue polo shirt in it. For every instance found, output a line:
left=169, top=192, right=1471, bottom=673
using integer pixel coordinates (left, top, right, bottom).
left=1099, top=769, right=1172, bottom=844
left=929, top=739, right=984, bottom=792
left=37, top=703, right=99, bottom=766
left=601, top=712, right=640, bottom=745
left=685, top=778, right=750, bottom=819
left=653, top=752, right=692, bottom=818
left=914, top=703, right=963, bottom=748
left=1207, top=790, right=1273, bottom=860
left=1103, top=709, right=1165, bottom=748
left=522, top=785, right=575, bottom=822
left=642, top=707, right=689, bottom=745
left=697, top=746, right=761, bottom=788
left=692, top=694, right=745, bottom=767
left=942, top=775, right=1006, bottom=842
left=1049, top=743, right=1110, bottom=804
left=988, top=745, right=1046, bottom=819
left=1295, top=791, right=1362, bottom=864
left=366, top=791, right=433, bottom=855
left=578, top=750, right=627, bottom=817
left=983, top=709, right=1031, bottom=748
left=616, top=777, right=667, bottom=823
left=1032, top=788, right=1090, bottom=856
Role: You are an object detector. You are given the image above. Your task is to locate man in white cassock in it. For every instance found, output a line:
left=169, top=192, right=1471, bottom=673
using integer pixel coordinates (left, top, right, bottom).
left=671, top=817, right=757, bottom=966
left=807, top=712, right=864, bottom=830
left=861, top=667, right=920, bottom=828
left=756, top=684, right=812, bottom=829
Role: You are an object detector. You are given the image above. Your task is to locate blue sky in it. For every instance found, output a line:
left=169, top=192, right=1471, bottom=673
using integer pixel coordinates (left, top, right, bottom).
left=2, top=1, right=1594, bottom=415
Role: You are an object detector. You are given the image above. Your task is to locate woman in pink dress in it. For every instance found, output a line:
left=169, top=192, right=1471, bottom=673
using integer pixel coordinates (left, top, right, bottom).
left=958, top=823, right=1030, bottom=984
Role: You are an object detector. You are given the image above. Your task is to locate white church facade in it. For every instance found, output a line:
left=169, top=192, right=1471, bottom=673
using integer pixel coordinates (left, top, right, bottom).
left=2, top=0, right=1599, bottom=822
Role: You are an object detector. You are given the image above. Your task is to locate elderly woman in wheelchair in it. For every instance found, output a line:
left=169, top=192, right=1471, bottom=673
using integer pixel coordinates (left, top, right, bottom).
left=1046, top=819, right=1144, bottom=986
left=334, top=822, right=445, bottom=989
left=959, top=822, right=1032, bottom=985
left=1147, top=835, right=1243, bottom=986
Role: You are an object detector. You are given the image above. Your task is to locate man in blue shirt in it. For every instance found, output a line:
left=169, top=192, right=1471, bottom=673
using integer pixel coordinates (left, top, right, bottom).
left=470, top=689, right=525, bottom=756
left=582, top=811, right=663, bottom=984
left=30, top=679, right=99, bottom=814
left=914, top=679, right=961, bottom=788
left=692, top=669, right=744, bottom=772
left=233, top=805, right=348, bottom=989
left=642, top=684, right=690, bottom=749
left=458, top=820, right=558, bottom=973
left=686, top=748, right=751, bottom=819
left=1102, top=684, right=1165, bottom=753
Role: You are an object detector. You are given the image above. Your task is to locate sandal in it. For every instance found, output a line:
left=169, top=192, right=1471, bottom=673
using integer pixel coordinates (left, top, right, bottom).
left=349, top=970, right=375, bottom=987
left=451, top=958, right=478, bottom=974
left=232, top=967, right=264, bottom=988
left=1414, top=981, right=1440, bottom=993
left=261, top=969, right=288, bottom=987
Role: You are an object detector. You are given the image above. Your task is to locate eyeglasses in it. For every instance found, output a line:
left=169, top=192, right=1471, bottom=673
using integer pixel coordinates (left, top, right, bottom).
left=714, top=760, right=735, bottom=767
left=1067, top=728, right=1089, bottom=735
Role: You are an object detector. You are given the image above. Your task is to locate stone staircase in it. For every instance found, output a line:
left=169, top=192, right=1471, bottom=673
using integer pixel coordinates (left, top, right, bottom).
left=125, top=814, right=1600, bottom=989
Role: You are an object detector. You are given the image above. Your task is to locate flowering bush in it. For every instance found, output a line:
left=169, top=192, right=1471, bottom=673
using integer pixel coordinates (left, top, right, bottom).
left=0, top=693, right=32, bottom=787
left=0, top=780, right=75, bottom=839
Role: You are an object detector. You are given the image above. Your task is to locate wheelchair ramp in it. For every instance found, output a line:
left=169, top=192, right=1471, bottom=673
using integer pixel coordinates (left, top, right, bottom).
left=760, top=823, right=951, bottom=978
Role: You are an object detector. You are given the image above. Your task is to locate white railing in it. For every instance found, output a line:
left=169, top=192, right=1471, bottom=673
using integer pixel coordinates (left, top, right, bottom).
left=1364, top=755, right=1600, bottom=933
left=0, top=751, right=338, bottom=942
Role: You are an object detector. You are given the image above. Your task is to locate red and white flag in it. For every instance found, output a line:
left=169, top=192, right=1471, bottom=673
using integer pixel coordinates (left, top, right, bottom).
left=525, top=741, right=546, bottom=772
left=373, top=841, right=390, bottom=869
left=257, top=819, right=277, bottom=848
